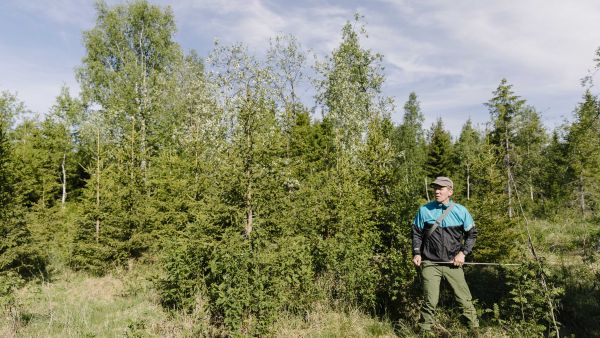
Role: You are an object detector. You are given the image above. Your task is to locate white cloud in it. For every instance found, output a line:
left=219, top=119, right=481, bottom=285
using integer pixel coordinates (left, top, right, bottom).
left=359, top=1, right=600, bottom=131
left=416, top=1, right=600, bottom=83
left=0, top=40, right=79, bottom=114
left=7, top=0, right=95, bottom=27
left=168, top=0, right=353, bottom=56
left=171, top=0, right=285, bottom=48
left=2, top=0, right=599, bottom=133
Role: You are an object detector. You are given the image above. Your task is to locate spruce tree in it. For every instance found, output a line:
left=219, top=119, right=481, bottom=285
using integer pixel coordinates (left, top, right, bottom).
left=486, top=79, right=526, bottom=218
left=564, top=91, right=600, bottom=213
left=513, top=106, right=548, bottom=210
left=72, top=0, right=183, bottom=272
left=0, top=92, right=46, bottom=278
left=314, top=17, right=386, bottom=309
left=11, top=119, right=59, bottom=208
left=425, top=118, right=454, bottom=179
left=463, top=139, right=517, bottom=263
left=453, top=119, right=481, bottom=200
left=538, top=131, right=570, bottom=213
left=393, top=92, right=428, bottom=205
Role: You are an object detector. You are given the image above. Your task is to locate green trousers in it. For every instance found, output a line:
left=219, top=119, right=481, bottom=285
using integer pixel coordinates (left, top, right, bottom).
left=419, top=261, right=479, bottom=331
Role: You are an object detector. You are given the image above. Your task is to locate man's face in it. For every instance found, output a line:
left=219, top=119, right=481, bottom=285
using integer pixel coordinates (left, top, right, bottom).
left=433, top=185, right=453, bottom=204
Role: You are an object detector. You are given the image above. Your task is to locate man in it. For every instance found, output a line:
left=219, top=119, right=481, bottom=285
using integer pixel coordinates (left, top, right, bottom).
left=412, top=176, right=479, bottom=335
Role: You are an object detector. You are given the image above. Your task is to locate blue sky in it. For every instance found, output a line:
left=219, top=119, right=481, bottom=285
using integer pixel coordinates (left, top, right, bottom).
left=1, top=0, right=600, bottom=136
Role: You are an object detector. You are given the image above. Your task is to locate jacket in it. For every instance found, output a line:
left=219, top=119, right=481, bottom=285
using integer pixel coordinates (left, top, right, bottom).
left=412, top=201, right=477, bottom=262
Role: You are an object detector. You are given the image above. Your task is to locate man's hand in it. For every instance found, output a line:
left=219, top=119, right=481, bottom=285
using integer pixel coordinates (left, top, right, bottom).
left=453, top=251, right=465, bottom=266
left=413, top=254, right=422, bottom=267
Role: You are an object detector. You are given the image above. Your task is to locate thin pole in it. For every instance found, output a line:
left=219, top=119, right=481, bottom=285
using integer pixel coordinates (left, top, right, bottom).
left=509, top=171, right=560, bottom=338
left=429, top=261, right=521, bottom=267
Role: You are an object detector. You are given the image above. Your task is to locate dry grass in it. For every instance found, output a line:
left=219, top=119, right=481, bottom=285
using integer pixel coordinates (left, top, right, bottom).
left=272, top=302, right=398, bottom=338
left=1, top=252, right=566, bottom=337
left=0, top=262, right=215, bottom=338
left=1, top=263, right=400, bottom=338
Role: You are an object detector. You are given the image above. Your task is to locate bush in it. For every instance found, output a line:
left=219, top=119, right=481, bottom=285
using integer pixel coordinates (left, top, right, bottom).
left=158, top=229, right=315, bottom=336
left=484, top=261, right=562, bottom=337
left=0, top=217, right=47, bottom=279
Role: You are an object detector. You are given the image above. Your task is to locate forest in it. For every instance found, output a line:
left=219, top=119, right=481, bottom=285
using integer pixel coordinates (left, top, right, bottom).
left=1, top=1, right=600, bottom=337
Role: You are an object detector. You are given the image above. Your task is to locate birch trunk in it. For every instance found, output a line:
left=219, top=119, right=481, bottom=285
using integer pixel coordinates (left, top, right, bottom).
left=579, top=174, right=586, bottom=214
left=466, top=167, right=471, bottom=200
left=505, top=132, right=513, bottom=218
left=61, top=153, right=67, bottom=208
left=95, top=127, right=101, bottom=243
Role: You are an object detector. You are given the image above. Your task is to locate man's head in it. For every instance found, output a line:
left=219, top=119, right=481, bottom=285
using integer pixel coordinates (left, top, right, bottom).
left=430, top=176, right=453, bottom=204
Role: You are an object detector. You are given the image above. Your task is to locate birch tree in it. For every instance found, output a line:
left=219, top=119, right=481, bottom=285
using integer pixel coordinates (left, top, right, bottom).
left=72, top=0, right=183, bottom=272
left=314, top=17, right=390, bottom=308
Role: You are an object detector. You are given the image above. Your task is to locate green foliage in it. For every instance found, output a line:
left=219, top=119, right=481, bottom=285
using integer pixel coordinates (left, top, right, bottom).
left=5, top=5, right=600, bottom=337
left=512, top=107, right=548, bottom=210
left=392, top=92, right=428, bottom=213
left=11, top=120, right=62, bottom=208
left=537, top=131, right=570, bottom=214
left=207, top=233, right=314, bottom=335
left=360, top=116, right=417, bottom=317
left=563, top=91, right=600, bottom=213
left=486, top=79, right=526, bottom=152
left=492, top=262, right=563, bottom=337
left=462, top=142, right=517, bottom=262
left=70, top=166, right=147, bottom=275
left=557, top=259, right=600, bottom=338
left=10, top=90, right=84, bottom=210
left=158, top=230, right=315, bottom=336
left=78, top=0, right=180, bottom=110
left=452, top=119, right=481, bottom=200
left=0, top=215, right=47, bottom=278
left=0, top=92, right=47, bottom=279
left=0, top=271, right=24, bottom=309
left=316, top=16, right=386, bottom=153
left=72, top=0, right=185, bottom=273
left=425, top=118, right=454, bottom=178
left=0, top=271, right=25, bottom=332
left=156, top=235, right=207, bottom=311
left=314, top=175, right=380, bottom=309
left=486, top=79, right=528, bottom=218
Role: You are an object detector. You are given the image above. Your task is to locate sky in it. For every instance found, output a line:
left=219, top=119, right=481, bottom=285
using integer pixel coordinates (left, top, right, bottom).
left=1, top=0, right=600, bottom=136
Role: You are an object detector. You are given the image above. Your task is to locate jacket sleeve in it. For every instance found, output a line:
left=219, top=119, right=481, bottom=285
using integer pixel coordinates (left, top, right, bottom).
left=461, top=226, right=477, bottom=255
left=412, top=223, right=423, bottom=256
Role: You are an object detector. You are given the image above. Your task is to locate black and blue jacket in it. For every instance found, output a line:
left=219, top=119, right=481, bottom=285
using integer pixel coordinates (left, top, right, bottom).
left=412, top=201, right=477, bottom=262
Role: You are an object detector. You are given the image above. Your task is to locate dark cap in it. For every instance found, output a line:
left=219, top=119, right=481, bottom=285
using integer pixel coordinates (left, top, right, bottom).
left=430, top=176, right=453, bottom=189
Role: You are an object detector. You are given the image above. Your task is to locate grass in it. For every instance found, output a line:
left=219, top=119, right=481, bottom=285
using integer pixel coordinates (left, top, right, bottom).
left=272, top=303, right=398, bottom=338
left=1, top=263, right=401, bottom=337
left=511, top=215, right=600, bottom=337
left=2, top=214, right=598, bottom=337
left=2, top=267, right=161, bottom=337
left=0, top=260, right=559, bottom=337
left=0, top=262, right=565, bottom=338
left=0, top=260, right=221, bottom=338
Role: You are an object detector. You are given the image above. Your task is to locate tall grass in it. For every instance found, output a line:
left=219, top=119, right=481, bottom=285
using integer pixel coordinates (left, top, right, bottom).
left=3, top=214, right=597, bottom=337
left=271, top=302, right=398, bottom=338
left=0, top=261, right=215, bottom=337
left=1, top=262, right=400, bottom=337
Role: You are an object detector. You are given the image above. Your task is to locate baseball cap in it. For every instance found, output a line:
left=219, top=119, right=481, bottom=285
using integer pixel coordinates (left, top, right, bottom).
left=430, top=176, right=453, bottom=189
